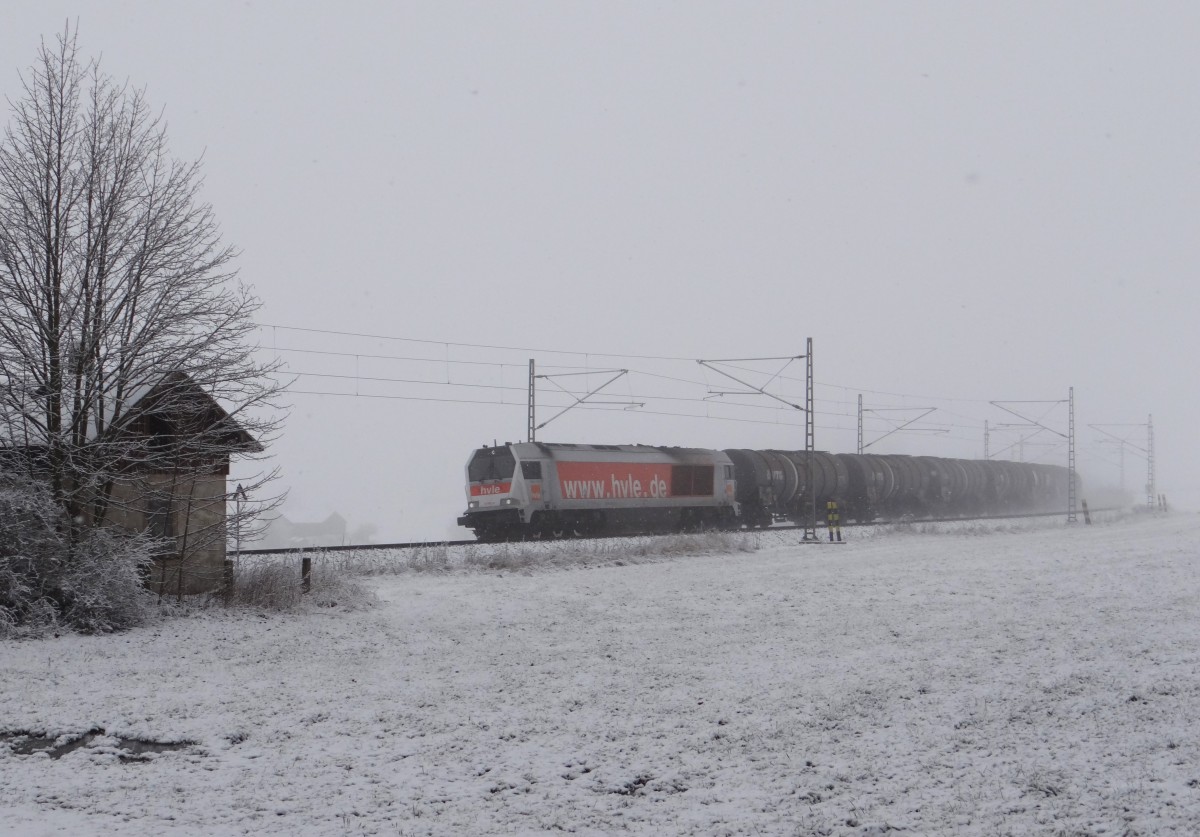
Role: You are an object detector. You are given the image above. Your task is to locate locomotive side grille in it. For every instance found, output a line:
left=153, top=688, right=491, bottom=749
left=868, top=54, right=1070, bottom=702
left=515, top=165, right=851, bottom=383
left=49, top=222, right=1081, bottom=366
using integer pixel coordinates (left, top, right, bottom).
left=671, top=465, right=715, bottom=497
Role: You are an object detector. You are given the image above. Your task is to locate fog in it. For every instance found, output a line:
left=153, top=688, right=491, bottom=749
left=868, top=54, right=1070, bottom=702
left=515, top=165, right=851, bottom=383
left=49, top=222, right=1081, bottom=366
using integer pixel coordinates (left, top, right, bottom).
left=5, top=2, right=1197, bottom=541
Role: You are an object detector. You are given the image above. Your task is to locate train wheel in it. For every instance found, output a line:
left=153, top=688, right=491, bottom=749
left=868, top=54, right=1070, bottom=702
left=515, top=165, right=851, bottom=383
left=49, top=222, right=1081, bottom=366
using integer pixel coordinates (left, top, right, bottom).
left=578, top=511, right=605, bottom=538
left=548, top=517, right=579, bottom=539
left=678, top=511, right=711, bottom=534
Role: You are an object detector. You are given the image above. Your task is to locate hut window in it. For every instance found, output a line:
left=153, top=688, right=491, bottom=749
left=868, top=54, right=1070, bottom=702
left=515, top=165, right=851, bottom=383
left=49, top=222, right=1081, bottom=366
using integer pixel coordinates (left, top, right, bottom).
left=146, top=492, right=173, bottom=538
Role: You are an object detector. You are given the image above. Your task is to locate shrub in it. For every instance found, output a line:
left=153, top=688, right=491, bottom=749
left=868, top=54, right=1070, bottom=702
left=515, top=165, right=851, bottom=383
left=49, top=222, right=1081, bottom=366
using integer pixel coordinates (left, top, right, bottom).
left=0, top=476, right=65, bottom=635
left=0, top=474, right=155, bottom=636
left=59, top=526, right=156, bottom=633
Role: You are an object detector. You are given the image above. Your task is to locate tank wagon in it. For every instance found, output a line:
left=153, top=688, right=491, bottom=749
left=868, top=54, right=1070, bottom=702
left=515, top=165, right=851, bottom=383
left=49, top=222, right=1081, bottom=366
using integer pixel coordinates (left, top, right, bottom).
left=730, top=450, right=1075, bottom=527
left=457, top=442, right=1078, bottom=540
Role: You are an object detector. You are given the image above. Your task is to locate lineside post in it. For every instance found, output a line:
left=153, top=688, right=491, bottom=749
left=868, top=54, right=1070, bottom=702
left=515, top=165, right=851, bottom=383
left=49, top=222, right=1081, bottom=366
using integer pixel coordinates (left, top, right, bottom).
left=802, top=338, right=819, bottom=542
left=527, top=359, right=536, bottom=443
left=857, top=394, right=863, bottom=455
left=1067, top=387, right=1077, bottom=522
left=826, top=500, right=843, bottom=542
left=1146, top=414, right=1155, bottom=510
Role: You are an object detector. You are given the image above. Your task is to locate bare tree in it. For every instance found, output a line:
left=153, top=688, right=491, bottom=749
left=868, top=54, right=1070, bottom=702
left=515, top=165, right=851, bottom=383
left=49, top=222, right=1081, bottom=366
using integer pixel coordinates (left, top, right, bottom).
left=0, top=26, right=285, bottom=594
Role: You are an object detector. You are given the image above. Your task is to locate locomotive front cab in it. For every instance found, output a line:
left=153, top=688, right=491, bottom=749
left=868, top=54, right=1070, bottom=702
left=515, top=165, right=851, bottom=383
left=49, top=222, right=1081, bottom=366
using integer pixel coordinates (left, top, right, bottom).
left=466, top=445, right=516, bottom=504
left=458, top=444, right=551, bottom=540
left=458, top=445, right=521, bottom=539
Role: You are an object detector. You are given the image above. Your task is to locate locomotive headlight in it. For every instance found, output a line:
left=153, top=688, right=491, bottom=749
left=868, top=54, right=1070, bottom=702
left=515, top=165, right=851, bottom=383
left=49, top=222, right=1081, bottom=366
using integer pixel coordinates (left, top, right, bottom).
left=468, top=500, right=480, bottom=509
left=500, top=498, right=517, bottom=506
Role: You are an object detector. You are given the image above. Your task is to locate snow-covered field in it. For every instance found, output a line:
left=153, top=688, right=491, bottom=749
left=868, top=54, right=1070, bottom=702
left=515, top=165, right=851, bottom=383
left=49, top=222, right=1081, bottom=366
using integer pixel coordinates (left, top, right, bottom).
left=3, top=511, right=1199, bottom=836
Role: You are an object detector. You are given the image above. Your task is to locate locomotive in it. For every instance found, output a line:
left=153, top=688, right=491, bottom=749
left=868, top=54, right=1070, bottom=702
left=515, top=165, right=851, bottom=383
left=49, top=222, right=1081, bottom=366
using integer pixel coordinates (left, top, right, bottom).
left=456, top=442, right=1077, bottom=541
left=457, top=443, right=738, bottom=541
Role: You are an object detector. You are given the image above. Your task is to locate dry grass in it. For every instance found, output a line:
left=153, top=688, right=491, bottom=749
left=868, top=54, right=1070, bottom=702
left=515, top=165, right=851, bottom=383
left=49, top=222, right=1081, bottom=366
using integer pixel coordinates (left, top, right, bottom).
left=239, top=531, right=761, bottom=584
left=874, top=507, right=1136, bottom=538
left=226, top=560, right=378, bottom=611
left=462, top=531, right=759, bottom=571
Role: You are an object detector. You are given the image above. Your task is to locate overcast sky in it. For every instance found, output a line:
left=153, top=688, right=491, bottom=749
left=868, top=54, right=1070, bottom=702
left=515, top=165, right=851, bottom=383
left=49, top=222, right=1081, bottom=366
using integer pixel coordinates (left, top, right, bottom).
left=5, top=2, right=1197, bottom=539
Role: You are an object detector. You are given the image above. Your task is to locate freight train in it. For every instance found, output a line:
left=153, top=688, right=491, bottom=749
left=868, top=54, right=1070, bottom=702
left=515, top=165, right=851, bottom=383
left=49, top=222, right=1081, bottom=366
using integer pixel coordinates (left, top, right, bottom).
left=456, top=442, right=1077, bottom=541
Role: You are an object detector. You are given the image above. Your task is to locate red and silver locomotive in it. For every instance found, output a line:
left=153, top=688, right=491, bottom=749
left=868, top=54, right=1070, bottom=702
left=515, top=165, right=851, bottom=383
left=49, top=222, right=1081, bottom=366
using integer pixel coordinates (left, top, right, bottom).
left=457, top=442, right=739, bottom=541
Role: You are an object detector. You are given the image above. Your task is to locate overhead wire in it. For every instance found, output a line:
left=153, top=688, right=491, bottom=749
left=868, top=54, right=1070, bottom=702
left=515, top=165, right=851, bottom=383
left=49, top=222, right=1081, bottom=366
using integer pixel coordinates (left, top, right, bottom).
left=257, top=322, right=703, bottom=362
left=258, top=322, right=1085, bottom=457
left=259, top=323, right=1007, bottom=406
left=275, top=363, right=1022, bottom=438
left=272, top=368, right=958, bottom=432
left=281, top=388, right=820, bottom=430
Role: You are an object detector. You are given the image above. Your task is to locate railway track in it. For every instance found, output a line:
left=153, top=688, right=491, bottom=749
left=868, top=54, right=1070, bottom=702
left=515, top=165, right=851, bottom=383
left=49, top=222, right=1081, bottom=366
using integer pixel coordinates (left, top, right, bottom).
left=238, top=507, right=1108, bottom=557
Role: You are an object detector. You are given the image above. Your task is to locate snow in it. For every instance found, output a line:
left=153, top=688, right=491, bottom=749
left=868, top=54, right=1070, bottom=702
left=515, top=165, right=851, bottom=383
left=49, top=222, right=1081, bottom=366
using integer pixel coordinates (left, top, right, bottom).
left=3, top=511, right=1200, bottom=835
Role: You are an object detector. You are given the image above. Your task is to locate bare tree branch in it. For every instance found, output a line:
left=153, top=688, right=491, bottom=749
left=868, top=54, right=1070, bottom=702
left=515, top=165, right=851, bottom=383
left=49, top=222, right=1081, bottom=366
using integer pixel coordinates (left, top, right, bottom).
left=0, top=25, right=286, bottom=588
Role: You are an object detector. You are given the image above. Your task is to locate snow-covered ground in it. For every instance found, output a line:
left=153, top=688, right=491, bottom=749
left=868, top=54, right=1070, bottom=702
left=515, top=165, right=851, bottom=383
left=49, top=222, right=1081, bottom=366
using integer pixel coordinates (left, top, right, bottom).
left=3, top=511, right=1199, bottom=836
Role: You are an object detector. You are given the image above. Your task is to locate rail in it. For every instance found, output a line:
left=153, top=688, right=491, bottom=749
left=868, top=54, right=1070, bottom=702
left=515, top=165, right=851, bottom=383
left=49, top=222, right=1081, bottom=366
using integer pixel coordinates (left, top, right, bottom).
left=238, top=506, right=1116, bottom=556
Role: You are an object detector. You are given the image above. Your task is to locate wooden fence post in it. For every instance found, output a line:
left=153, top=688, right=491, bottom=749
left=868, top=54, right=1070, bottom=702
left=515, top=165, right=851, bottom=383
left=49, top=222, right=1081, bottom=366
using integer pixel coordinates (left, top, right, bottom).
left=301, top=556, right=312, bottom=593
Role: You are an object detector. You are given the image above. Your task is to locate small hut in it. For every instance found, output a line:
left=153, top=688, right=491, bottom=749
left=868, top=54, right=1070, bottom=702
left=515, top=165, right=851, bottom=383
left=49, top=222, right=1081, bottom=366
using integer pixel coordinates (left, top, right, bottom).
left=1, top=371, right=261, bottom=596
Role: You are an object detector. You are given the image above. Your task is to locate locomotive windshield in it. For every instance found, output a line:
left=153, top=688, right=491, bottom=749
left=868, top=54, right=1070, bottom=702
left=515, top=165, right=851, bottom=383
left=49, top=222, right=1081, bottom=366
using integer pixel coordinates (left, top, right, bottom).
left=467, top=446, right=516, bottom=482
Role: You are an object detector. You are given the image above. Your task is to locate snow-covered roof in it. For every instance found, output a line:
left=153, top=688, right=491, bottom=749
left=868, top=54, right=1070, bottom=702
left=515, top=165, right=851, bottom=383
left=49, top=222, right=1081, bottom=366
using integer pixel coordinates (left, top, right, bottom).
left=103, top=371, right=262, bottom=452
left=2, top=371, right=260, bottom=454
